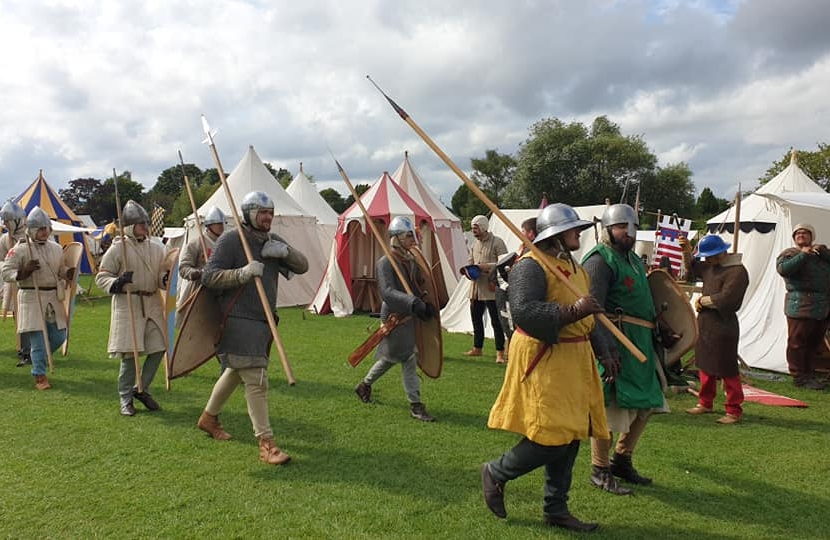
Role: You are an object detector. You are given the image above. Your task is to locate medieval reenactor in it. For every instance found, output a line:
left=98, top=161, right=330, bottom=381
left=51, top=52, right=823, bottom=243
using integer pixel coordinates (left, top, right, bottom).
left=95, top=200, right=168, bottom=416
left=1, top=199, right=31, bottom=366
left=1, top=206, right=72, bottom=389
left=354, top=216, right=437, bottom=422
left=176, top=205, right=226, bottom=327
left=196, top=191, right=308, bottom=465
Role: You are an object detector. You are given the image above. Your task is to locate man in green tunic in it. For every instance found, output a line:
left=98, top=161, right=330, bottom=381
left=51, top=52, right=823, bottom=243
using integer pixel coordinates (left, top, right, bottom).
left=582, top=204, right=667, bottom=495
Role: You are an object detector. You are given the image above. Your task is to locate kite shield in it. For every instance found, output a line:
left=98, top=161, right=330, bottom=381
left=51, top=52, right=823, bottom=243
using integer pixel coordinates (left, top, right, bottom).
left=412, top=246, right=443, bottom=379
left=60, top=242, right=84, bottom=356
left=648, top=269, right=697, bottom=366
left=168, top=284, right=221, bottom=380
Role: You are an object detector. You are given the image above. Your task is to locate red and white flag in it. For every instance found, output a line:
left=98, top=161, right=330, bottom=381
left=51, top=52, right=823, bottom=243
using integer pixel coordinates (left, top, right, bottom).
left=653, top=215, right=691, bottom=275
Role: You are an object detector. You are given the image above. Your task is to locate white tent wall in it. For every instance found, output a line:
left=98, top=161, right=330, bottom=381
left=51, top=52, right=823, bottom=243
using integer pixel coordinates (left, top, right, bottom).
left=286, top=166, right=339, bottom=259
left=441, top=205, right=607, bottom=338
left=736, top=193, right=830, bottom=373
left=184, top=146, right=328, bottom=308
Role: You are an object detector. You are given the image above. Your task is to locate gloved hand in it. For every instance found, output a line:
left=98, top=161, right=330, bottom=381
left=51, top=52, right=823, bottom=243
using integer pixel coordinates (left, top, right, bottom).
left=413, top=299, right=436, bottom=321
left=189, top=269, right=202, bottom=282
left=599, top=351, right=621, bottom=382
left=65, top=267, right=76, bottom=283
left=261, top=239, right=290, bottom=259
left=162, top=271, right=170, bottom=288
left=559, top=295, right=604, bottom=325
left=237, top=260, right=265, bottom=282
left=109, top=271, right=134, bottom=294
left=18, top=259, right=41, bottom=280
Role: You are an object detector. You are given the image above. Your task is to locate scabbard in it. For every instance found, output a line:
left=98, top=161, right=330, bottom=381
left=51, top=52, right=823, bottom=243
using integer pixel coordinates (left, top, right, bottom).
left=348, top=314, right=412, bottom=367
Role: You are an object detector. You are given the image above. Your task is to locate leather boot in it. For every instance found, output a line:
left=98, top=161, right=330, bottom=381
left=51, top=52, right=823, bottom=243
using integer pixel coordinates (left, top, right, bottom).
left=34, top=375, right=51, bottom=391
left=258, top=437, right=291, bottom=465
left=197, top=411, right=232, bottom=440
left=410, top=402, right=435, bottom=422
left=463, top=347, right=483, bottom=357
left=610, top=453, right=652, bottom=485
left=354, top=381, right=372, bottom=403
left=590, top=465, right=632, bottom=495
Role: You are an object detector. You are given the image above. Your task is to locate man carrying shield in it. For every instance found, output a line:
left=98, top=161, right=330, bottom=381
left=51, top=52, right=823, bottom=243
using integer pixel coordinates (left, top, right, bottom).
left=2, top=207, right=73, bottom=390
left=582, top=203, right=667, bottom=495
left=354, top=216, right=437, bottom=422
left=197, top=191, right=308, bottom=465
left=176, top=206, right=226, bottom=327
left=96, top=200, right=169, bottom=416
left=1, top=200, right=31, bottom=367
left=482, top=203, right=608, bottom=532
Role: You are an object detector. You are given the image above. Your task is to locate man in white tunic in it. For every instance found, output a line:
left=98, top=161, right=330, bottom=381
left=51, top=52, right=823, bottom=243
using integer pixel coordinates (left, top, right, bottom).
left=0, top=200, right=30, bottom=366
left=175, top=206, right=225, bottom=327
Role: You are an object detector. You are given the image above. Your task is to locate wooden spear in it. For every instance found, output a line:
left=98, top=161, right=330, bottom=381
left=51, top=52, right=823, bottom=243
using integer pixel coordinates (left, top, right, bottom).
left=112, top=169, right=143, bottom=393
left=367, top=76, right=646, bottom=362
left=200, top=115, right=295, bottom=385
left=732, top=184, right=741, bottom=254
left=23, top=231, right=54, bottom=373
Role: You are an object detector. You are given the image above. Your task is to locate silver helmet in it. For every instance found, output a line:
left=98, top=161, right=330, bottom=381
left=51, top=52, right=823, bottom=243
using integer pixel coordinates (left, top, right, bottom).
left=122, top=200, right=150, bottom=226
left=534, top=203, right=593, bottom=244
left=26, top=206, right=52, bottom=239
left=388, top=216, right=417, bottom=244
left=1, top=199, right=26, bottom=236
left=600, top=203, right=638, bottom=240
left=202, top=206, right=227, bottom=226
left=241, top=191, right=274, bottom=227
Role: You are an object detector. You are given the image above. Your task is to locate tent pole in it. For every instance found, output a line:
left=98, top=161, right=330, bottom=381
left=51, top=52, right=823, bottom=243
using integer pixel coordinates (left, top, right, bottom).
left=732, top=184, right=741, bottom=253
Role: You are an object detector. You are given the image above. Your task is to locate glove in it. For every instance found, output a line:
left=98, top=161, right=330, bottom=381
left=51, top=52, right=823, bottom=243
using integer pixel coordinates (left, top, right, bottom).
left=18, top=259, right=41, bottom=280
left=189, top=270, right=202, bottom=282
left=413, top=299, right=436, bottom=321
left=261, top=239, right=289, bottom=259
left=65, top=267, right=76, bottom=283
left=162, top=271, right=170, bottom=288
left=559, top=295, right=604, bottom=325
left=599, top=351, right=621, bottom=382
left=109, top=271, right=134, bottom=294
left=237, top=260, right=265, bottom=282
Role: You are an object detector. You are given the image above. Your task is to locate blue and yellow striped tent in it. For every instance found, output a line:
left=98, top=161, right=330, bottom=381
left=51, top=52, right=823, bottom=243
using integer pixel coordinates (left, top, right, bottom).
left=15, top=171, right=96, bottom=273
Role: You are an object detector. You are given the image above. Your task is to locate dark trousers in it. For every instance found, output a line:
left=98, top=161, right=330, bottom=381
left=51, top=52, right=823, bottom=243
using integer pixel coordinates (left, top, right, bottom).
left=470, top=299, right=505, bottom=351
left=488, top=437, right=580, bottom=517
left=786, top=316, right=829, bottom=379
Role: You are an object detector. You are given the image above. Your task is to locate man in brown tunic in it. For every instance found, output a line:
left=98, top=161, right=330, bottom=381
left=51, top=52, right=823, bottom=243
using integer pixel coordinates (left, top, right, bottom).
left=680, top=235, right=749, bottom=424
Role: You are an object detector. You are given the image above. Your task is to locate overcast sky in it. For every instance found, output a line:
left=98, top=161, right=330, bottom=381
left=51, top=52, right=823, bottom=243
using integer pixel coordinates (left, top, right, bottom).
left=1, top=0, right=828, bottom=215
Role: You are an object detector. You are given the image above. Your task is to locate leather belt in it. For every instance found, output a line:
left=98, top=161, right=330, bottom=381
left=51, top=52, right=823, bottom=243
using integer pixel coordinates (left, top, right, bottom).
left=20, top=286, right=57, bottom=290
left=611, top=313, right=655, bottom=329
left=120, top=291, right=156, bottom=297
left=515, top=327, right=589, bottom=343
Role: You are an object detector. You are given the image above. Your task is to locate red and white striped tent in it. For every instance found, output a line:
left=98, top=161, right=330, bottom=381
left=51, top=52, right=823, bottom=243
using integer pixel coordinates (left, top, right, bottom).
left=311, top=171, right=448, bottom=316
left=391, top=152, right=465, bottom=292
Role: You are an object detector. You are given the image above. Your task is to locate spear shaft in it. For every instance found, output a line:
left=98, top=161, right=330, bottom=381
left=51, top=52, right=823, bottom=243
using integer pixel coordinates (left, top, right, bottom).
left=367, top=76, right=646, bottom=363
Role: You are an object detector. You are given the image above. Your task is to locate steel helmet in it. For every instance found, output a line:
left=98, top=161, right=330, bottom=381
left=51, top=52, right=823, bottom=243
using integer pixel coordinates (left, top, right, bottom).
left=122, top=200, right=150, bottom=226
left=1, top=199, right=26, bottom=235
left=601, top=204, right=638, bottom=239
left=388, top=216, right=417, bottom=244
left=534, top=203, right=593, bottom=244
left=203, top=206, right=227, bottom=226
left=697, top=235, right=730, bottom=258
left=26, top=206, right=52, bottom=239
left=240, top=191, right=274, bottom=227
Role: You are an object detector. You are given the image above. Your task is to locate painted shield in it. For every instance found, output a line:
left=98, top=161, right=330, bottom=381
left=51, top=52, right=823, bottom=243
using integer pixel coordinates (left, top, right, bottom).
left=168, top=284, right=222, bottom=380
left=60, top=242, right=84, bottom=356
left=411, top=246, right=443, bottom=379
left=648, top=269, right=698, bottom=366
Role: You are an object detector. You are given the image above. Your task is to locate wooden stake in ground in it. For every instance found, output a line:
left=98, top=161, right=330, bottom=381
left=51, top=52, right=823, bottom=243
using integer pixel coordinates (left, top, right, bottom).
left=367, top=76, right=646, bottom=362
left=200, top=114, right=295, bottom=385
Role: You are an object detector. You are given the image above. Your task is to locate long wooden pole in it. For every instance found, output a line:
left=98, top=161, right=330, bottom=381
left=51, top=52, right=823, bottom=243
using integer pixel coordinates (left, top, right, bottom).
left=732, top=184, right=741, bottom=254
left=178, top=150, right=210, bottom=265
left=368, top=77, right=646, bottom=362
left=23, top=234, right=54, bottom=373
left=112, top=169, right=143, bottom=393
left=200, top=115, right=295, bottom=385
left=334, top=159, right=413, bottom=296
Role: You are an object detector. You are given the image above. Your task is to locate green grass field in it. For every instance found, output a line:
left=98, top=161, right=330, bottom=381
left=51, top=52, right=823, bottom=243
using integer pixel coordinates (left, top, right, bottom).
left=2, top=296, right=829, bottom=539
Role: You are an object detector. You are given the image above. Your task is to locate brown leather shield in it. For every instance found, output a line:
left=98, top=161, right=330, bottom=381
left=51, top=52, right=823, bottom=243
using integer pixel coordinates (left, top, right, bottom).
left=60, top=242, right=84, bottom=356
left=411, top=246, right=443, bottom=378
left=168, top=284, right=221, bottom=380
left=648, top=269, right=698, bottom=366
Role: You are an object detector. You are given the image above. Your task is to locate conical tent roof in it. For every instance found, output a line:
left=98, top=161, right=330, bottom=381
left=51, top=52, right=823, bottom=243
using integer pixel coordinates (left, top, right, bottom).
left=15, top=171, right=96, bottom=273
left=340, top=171, right=433, bottom=231
left=285, top=164, right=339, bottom=226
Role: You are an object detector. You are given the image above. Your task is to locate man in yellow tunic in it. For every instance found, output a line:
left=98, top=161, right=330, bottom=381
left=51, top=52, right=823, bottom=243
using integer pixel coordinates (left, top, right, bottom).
left=481, top=203, right=610, bottom=533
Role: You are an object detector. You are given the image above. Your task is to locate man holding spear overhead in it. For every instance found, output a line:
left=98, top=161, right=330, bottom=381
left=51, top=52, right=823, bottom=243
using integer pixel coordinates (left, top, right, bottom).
left=96, top=200, right=169, bottom=416
left=2, top=207, right=72, bottom=390
left=197, top=191, right=308, bottom=464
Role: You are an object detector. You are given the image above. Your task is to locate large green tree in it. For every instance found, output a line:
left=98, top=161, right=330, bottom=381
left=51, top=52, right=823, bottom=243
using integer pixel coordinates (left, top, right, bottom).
left=506, top=116, right=658, bottom=208
left=469, top=149, right=516, bottom=208
left=758, top=145, right=830, bottom=191
left=58, top=178, right=103, bottom=215
left=87, top=172, right=146, bottom=224
left=450, top=184, right=488, bottom=225
left=635, top=162, right=696, bottom=228
left=319, top=188, right=347, bottom=214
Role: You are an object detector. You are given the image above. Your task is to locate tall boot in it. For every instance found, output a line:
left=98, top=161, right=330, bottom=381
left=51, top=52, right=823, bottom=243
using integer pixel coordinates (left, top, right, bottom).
left=610, top=452, right=652, bottom=485
left=258, top=437, right=291, bottom=465
left=197, top=411, right=232, bottom=440
left=34, top=375, right=51, bottom=391
left=590, top=465, right=632, bottom=495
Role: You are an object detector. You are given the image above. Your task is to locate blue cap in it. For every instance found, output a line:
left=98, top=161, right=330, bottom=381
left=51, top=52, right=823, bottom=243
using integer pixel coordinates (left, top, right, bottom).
left=460, top=265, right=481, bottom=280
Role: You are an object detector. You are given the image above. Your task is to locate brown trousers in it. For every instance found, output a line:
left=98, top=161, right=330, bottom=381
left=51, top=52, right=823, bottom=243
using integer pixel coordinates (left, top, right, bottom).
left=786, top=316, right=830, bottom=379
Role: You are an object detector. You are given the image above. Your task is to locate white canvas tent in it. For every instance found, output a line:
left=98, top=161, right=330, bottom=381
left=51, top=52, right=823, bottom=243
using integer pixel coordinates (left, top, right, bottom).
left=187, top=146, right=328, bottom=307
left=705, top=152, right=830, bottom=372
left=391, top=152, right=466, bottom=292
left=441, top=205, right=607, bottom=338
left=285, top=164, right=338, bottom=257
